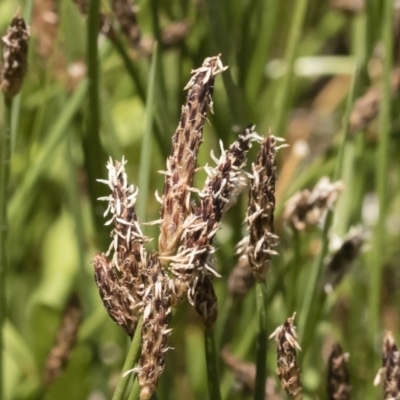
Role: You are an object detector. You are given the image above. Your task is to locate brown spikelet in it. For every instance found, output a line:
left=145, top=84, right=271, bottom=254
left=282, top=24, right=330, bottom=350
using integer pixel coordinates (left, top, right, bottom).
left=168, top=125, right=257, bottom=325
left=158, top=55, right=228, bottom=259
left=327, top=344, right=351, bottom=400
left=240, top=135, right=284, bottom=281
left=270, top=313, right=303, bottom=400
left=93, top=157, right=148, bottom=336
left=110, top=0, right=141, bottom=47
left=349, top=69, right=400, bottom=133
left=374, top=331, right=400, bottom=399
left=323, top=227, right=364, bottom=293
left=283, top=177, right=344, bottom=231
left=42, top=295, right=82, bottom=386
left=138, top=253, right=172, bottom=400
left=0, top=10, right=30, bottom=99
left=228, top=255, right=255, bottom=297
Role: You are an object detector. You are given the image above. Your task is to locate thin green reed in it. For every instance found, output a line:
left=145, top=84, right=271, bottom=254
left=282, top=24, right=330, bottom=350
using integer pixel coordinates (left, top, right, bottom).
left=368, top=0, right=393, bottom=347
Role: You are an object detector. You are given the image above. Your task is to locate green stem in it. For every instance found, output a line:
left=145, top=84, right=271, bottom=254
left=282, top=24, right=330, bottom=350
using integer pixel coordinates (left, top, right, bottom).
left=9, top=81, right=88, bottom=221
left=84, top=0, right=110, bottom=247
left=272, top=0, right=308, bottom=136
left=0, top=98, right=12, bottom=400
left=204, top=327, right=222, bottom=400
left=368, top=0, right=393, bottom=344
left=137, top=43, right=158, bottom=221
left=112, top=319, right=143, bottom=400
left=299, top=69, right=357, bottom=352
left=254, top=282, right=267, bottom=400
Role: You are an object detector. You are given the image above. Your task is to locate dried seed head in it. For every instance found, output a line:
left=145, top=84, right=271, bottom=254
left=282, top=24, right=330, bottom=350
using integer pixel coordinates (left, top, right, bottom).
left=228, top=255, right=255, bottom=297
left=93, top=253, right=140, bottom=336
left=43, top=295, right=82, bottom=386
left=242, top=135, right=283, bottom=281
left=93, top=157, right=148, bottom=335
left=270, top=313, right=303, bottom=400
left=158, top=55, right=228, bottom=259
left=168, top=125, right=256, bottom=323
left=283, top=177, right=344, bottom=231
left=110, top=0, right=141, bottom=47
left=138, top=253, right=171, bottom=400
left=374, top=331, right=400, bottom=399
left=1, top=11, right=30, bottom=99
left=323, top=227, right=364, bottom=293
left=349, top=69, right=400, bottom=133
left=327, top=343, right=351, bottom=400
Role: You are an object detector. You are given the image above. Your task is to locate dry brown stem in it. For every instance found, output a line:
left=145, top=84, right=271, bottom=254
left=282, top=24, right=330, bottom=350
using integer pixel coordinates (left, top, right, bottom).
left=270, top=313, right=303, bottom=399
left=327, top=343, right=351, bottom=400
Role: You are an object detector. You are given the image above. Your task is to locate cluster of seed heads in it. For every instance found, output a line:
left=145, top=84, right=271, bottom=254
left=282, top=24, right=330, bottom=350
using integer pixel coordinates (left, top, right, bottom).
left=92, top=54, right=285, bottom=398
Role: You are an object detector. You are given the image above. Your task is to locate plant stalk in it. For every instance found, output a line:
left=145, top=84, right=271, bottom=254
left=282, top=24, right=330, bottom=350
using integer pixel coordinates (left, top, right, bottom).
left=0, top=98, right=12, bottom=400
left=204, top=327, right=222, bottom=400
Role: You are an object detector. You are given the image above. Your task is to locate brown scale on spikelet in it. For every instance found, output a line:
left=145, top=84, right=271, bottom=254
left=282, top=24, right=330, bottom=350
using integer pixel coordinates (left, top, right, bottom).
left=228, top=255, right=255, bottom=297
left=238, top=135, right=285, bottom=281
left=323, top=227, right=364, bottom=293
left=327, top=343, right=351, bottom=400
left=374, top=331, right=400, bottom=399
left=270, top=313, right=303, bottom=400
left=283, top=177, right=344, bottom=231
left=168, top=125, right=257, bottom=325
left=110, top=0, right=141, bottom=48
left=43, top=295, right=82, bottom=386
left=93, top=157, right=148, bottom=336
left=0, top=10, right=30, bottom=99
left=138, top=253, right=172, bottom=400
left=158, top=55, right=228, bottom=259
left=349, top=69, right=400, bottom=133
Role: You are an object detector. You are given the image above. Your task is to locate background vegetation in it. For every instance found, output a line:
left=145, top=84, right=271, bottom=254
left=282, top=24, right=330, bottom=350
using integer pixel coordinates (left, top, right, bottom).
left=1, top=0, right=399, bottom=399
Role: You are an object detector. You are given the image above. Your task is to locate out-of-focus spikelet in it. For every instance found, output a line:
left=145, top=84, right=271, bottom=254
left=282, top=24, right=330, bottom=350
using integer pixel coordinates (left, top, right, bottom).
left=221, top=348, right=283, bottom=399
left=43, top=295, right=82, bottom=386
left=0, top=10, right=30, bottom=99
left=327, top=343, right=351, bottom=400
left=283, top=177, right=343, bottom=231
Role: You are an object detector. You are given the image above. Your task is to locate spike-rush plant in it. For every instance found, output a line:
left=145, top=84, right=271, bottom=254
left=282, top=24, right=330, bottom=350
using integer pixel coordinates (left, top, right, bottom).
left=92, top=55, right=285, bottom=400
